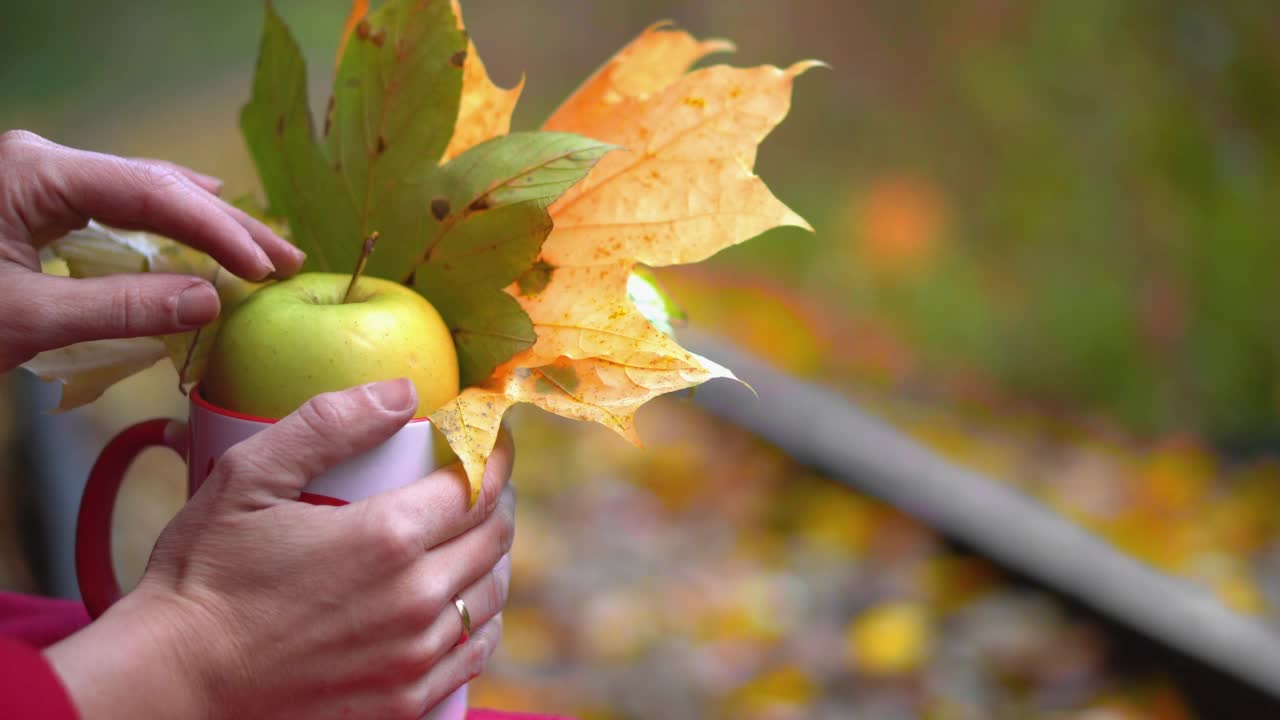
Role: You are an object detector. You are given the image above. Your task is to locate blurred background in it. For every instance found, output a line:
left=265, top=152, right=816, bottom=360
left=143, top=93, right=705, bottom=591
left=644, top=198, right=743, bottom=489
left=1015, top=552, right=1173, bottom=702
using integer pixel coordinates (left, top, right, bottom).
left=4, top=1, right=1280, bottom=718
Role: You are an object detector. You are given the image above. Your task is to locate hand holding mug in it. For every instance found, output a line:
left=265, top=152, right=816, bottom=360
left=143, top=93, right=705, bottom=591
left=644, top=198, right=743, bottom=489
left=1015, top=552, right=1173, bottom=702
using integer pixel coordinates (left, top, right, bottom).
left=46, top=381, right=515, bottom=720
left=0, top=132, right=510, bottom=719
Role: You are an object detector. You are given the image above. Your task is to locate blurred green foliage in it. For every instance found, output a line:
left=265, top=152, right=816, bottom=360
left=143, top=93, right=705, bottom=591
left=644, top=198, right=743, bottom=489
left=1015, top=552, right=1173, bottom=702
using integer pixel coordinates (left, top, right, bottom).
left=3, top=0, right=1279, bottom=445
left=825, top=1, right=1280, bottom=446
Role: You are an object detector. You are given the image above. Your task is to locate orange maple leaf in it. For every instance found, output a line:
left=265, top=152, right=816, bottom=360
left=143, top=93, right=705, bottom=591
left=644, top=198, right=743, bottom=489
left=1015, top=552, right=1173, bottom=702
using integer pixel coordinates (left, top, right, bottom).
left=432, top=24, right=817, bottom=498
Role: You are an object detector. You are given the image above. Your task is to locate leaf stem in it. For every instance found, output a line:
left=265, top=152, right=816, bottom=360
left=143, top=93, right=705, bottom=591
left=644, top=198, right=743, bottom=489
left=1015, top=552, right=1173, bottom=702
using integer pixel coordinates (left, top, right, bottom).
left=344, top=231, right=379, bottom=303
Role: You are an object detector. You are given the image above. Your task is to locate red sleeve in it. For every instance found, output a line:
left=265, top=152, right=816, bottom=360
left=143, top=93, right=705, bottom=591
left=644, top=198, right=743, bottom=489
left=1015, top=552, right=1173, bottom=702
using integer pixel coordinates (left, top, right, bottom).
left=0, top=637, right=79, bottom=720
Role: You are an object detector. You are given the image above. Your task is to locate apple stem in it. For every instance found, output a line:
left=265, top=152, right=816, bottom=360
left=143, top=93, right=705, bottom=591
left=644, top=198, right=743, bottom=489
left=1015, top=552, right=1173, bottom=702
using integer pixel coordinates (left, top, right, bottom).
left=343, top=231, right=379, bottom=304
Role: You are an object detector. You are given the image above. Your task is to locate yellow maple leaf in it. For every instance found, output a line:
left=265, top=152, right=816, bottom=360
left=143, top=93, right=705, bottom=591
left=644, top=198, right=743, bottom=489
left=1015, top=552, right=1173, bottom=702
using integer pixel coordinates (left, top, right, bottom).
left=432, top=24, right=816, bottom=499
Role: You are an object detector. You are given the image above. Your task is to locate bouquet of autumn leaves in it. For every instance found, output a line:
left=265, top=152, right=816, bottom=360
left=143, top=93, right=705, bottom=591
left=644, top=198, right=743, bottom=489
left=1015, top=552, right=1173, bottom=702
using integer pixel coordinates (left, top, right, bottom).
left=24, top=0, right=814, bottom=500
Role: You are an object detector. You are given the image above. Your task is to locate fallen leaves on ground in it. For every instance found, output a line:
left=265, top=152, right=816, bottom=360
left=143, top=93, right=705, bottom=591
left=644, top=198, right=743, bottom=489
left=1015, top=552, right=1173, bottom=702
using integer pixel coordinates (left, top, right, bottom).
left=466, top=398, right=1196, bottom=720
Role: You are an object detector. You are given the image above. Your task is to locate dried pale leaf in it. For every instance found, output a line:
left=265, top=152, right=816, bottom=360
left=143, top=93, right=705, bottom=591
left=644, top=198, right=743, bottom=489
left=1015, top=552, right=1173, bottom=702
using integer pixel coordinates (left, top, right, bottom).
left=23, top=338, right=167, bottom=412
left=543, top=62, right=816, bottom=268
left=49, top=222, right=263, bottom=388
left=52, top=229, right=147, bottom=276
left=442, top=0, right=523, bottom=162
left=430, top=386, right=515, bottom=504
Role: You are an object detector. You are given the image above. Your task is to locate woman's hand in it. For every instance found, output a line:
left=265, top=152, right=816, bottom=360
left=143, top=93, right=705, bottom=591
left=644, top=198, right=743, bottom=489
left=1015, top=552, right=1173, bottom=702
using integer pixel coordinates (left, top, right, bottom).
left=45, top=380, right=514, bottom=720
left=0, top=129, right=305, bottom=371
left=3, top=131, right=514, bottom=718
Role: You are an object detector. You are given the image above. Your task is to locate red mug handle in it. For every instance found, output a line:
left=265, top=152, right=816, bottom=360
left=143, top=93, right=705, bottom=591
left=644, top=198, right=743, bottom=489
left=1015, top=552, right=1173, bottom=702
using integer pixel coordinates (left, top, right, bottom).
left=75, top=419, right=177, bottom=619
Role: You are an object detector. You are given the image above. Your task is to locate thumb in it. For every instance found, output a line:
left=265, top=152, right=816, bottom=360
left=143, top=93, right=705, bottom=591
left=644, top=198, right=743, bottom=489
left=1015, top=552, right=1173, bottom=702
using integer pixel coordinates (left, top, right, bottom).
left=207, top=380, right=418, bottom=505
left=12, top=272, right=220, bottom=355
left=163, top=420, right=190, bottom=460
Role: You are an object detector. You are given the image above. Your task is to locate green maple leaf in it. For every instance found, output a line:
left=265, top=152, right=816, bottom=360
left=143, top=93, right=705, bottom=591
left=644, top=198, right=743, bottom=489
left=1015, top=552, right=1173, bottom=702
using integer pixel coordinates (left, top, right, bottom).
left=412, top=131, right=615, bottom=386
left=240, top=5, right=357, bottom=270
left=240, top=0, right=610, bottom=385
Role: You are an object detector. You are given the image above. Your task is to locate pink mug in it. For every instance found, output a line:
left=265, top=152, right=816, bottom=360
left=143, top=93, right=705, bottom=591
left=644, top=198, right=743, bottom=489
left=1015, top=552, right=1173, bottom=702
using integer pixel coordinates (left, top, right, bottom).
left=75, top=386, right=468, bottom=720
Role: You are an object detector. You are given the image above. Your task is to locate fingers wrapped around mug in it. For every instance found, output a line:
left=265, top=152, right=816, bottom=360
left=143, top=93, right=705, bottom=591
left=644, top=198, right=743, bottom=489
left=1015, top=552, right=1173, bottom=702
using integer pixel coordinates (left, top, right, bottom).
left=317, top=472, right=515, bottom=718
left=413, top=554, right=512, bottom=711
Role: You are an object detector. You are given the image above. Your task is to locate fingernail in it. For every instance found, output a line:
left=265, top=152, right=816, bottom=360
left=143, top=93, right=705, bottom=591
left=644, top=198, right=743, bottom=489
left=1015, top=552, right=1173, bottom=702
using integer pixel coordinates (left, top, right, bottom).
left=252, top=246, right=276, bottom=280
left=270, top=245, right=306, bottom=279
left=369, top=378, right=415, bottom=412
left=175, top=282, right=219, bottom=326
left=196, top=172, right=224, bottom=194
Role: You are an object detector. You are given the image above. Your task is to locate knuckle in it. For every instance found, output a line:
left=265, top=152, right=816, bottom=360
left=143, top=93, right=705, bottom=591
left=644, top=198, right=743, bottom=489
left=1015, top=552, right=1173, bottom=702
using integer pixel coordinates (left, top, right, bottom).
left=0, top=129, right=44, bottom=156
left=463, top=635, right=490, bottom=680
left=414, top=674, right=453, bottom=719
left=493, top=560, right=512, bottom=608
left=418, top=572, right=452, bottom=618
left=0, top=128, right=35, bottom=156
left=123, top=162, right=193, bottom=216
left=383, top=689, right=427, bottom=720
left=492, top=488, right=516, bottom=555
left=396, top=597, right=436, bottom=633
left=394, top=575, right=447, bottom=630
left=490, top=612, right=505, bottom=643
left=0, top=132, right=50, bottom=203
left=212, top=445, right=260, bottom=486
left=108, top=284, right=145, bottom=333
left=497, top=512, right=516, bottom=558
left=395, top=635, right=436, bottom=676
left=483, top=568, right=508, bottom=618
left=297, top=392, right=348, bottom=433
left=370, top=510, right=424, bottom=567
left=477, top=474, right=503, bottom=519
left=136, top=163, right=186, bottom=192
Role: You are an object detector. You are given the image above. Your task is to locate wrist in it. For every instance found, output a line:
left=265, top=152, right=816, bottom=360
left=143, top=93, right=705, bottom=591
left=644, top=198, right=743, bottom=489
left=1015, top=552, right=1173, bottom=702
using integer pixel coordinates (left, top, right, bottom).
left=44, top=589, right=226, bottom=720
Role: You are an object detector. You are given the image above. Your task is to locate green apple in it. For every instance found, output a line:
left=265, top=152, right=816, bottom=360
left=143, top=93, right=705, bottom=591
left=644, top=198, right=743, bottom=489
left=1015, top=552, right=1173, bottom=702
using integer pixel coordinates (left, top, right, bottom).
left=201, top=272, right=459, bottom=419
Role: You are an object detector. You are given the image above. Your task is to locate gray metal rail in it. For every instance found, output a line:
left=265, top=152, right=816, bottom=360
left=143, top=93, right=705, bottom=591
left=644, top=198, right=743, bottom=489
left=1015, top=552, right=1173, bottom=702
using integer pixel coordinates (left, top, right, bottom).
left=685, top=331, right=1280, bottom=699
